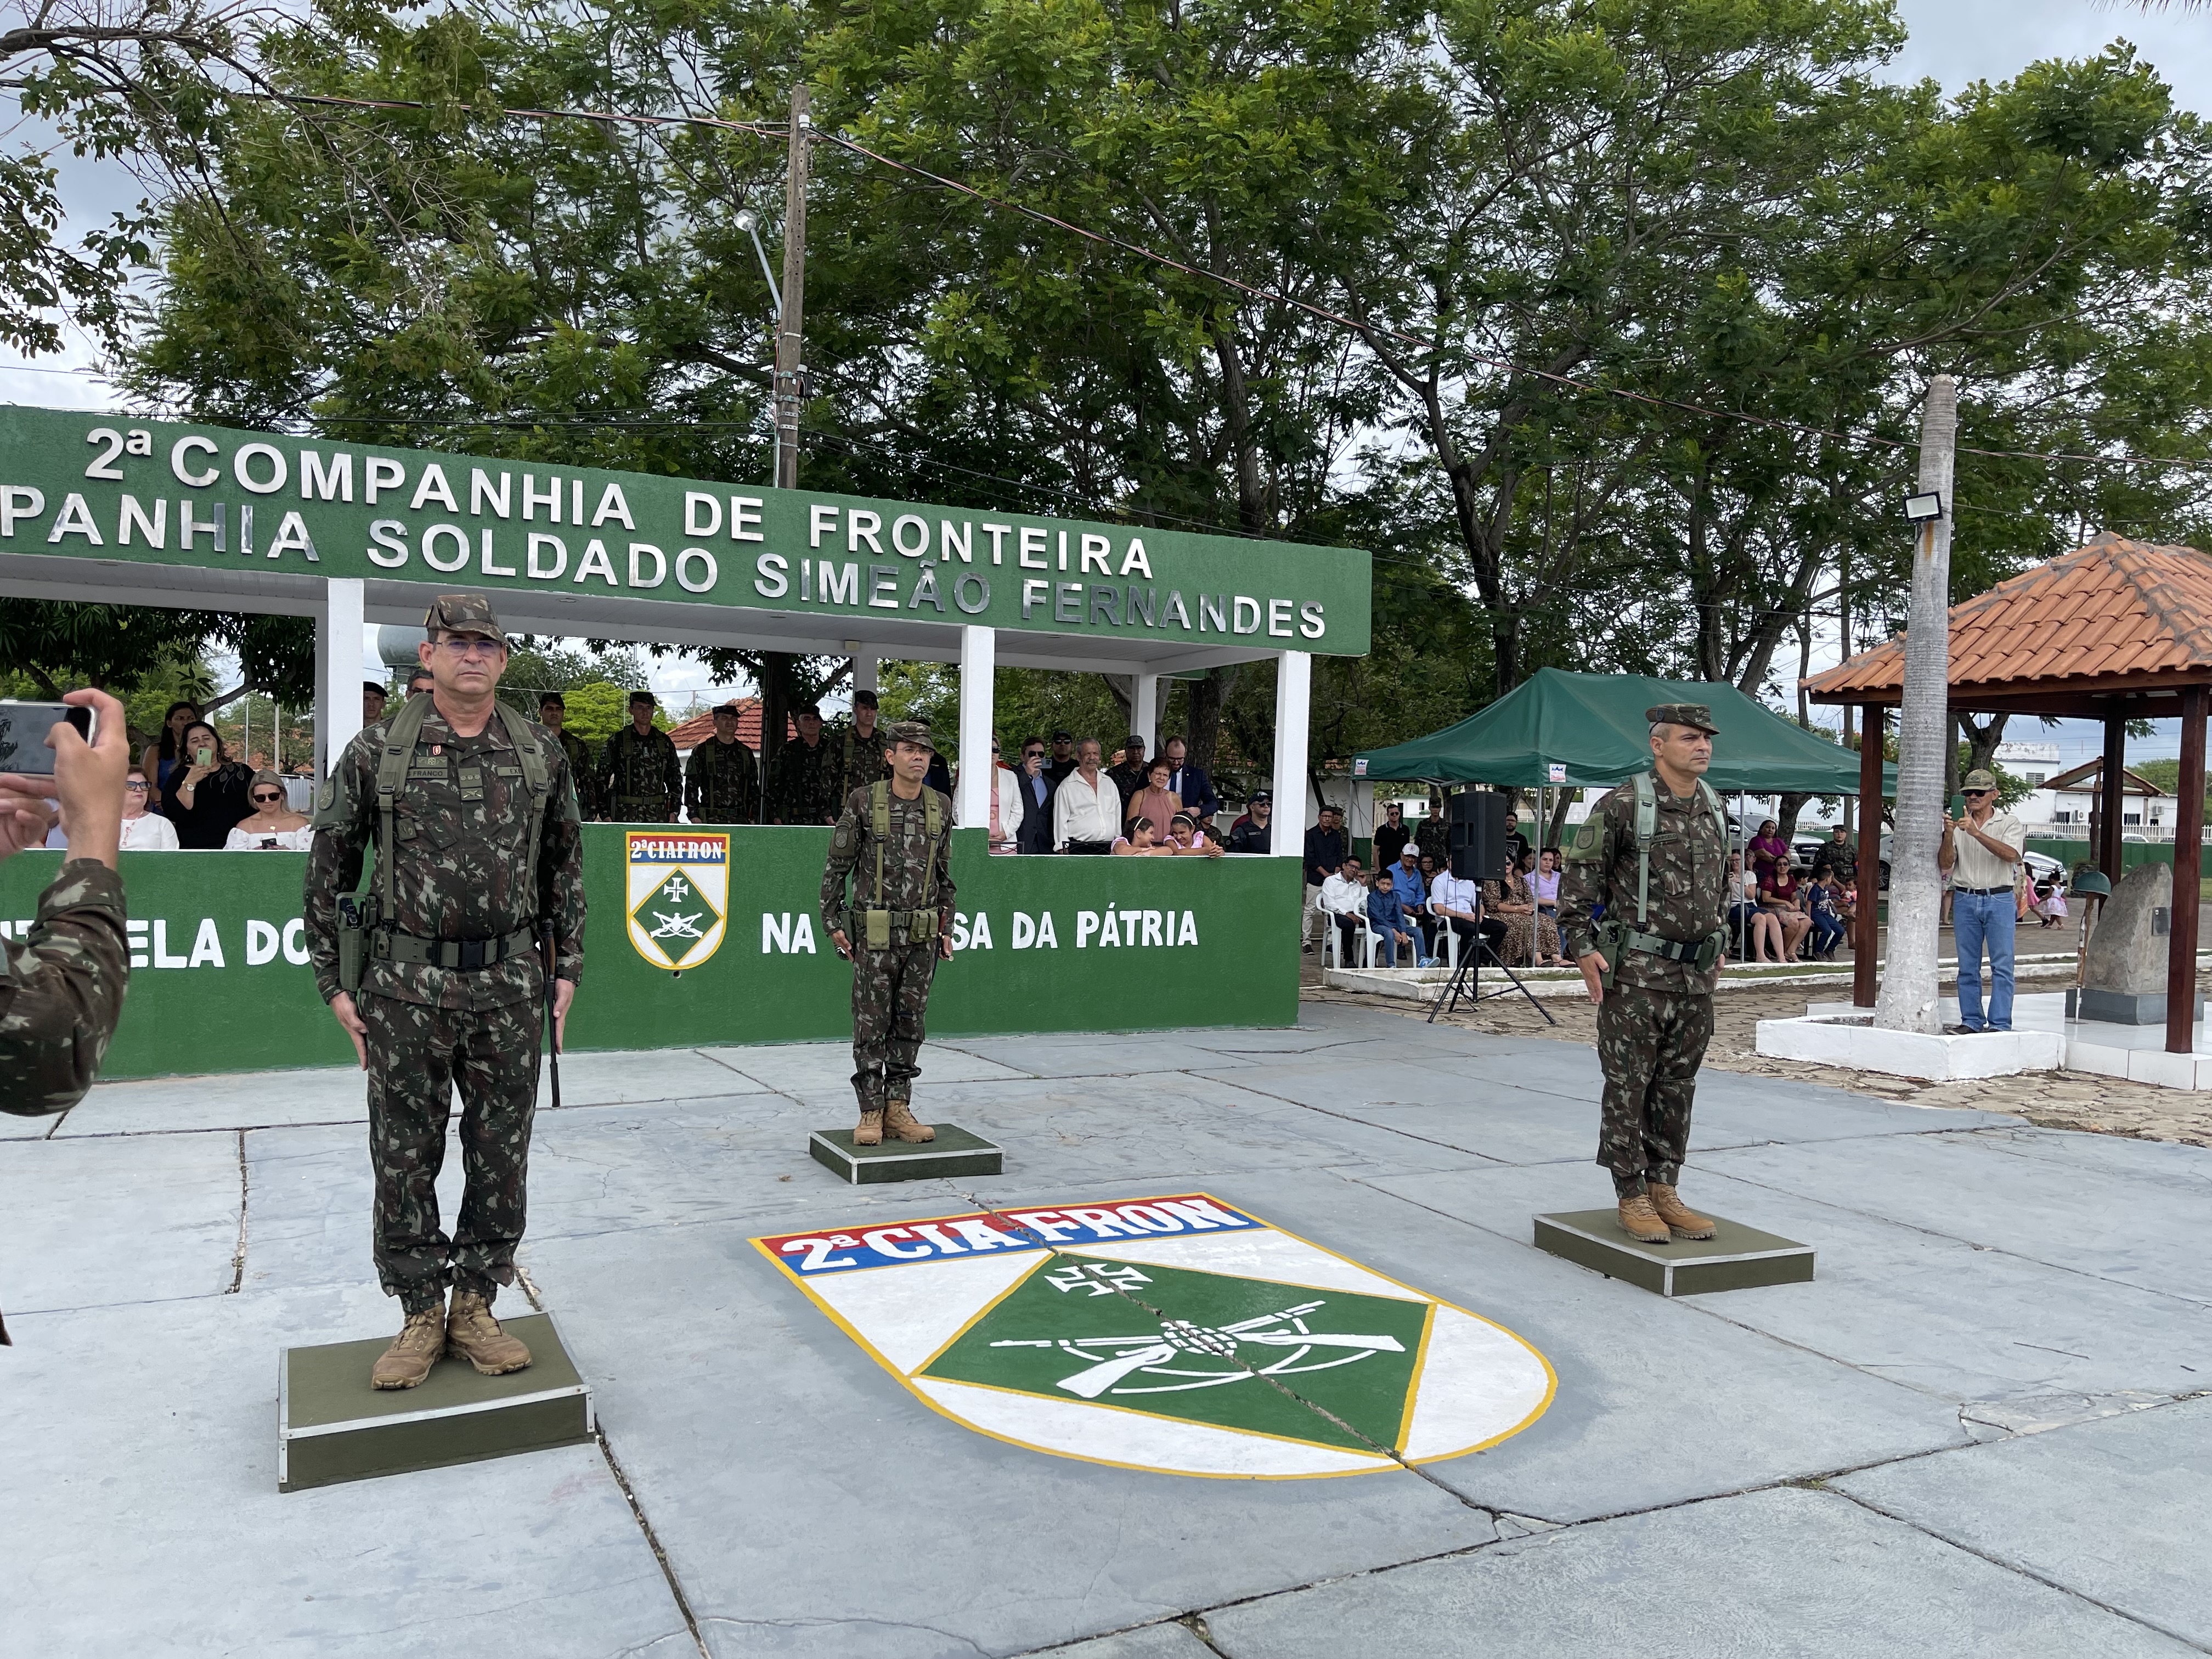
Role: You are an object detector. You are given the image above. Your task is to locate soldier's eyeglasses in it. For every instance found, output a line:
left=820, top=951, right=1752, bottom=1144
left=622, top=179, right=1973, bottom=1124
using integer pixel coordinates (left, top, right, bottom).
left=436, top=636, right=503, bottom=658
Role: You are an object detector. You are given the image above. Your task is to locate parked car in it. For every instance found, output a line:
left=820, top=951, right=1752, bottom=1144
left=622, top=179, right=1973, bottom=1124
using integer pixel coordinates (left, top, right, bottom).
left=1861, top=837, right=2067, bottom=894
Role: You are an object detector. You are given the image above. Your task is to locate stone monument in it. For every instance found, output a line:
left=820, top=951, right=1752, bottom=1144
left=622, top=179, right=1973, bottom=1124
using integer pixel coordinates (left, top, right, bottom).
left=2072, top=860, right=2201, bottom=1025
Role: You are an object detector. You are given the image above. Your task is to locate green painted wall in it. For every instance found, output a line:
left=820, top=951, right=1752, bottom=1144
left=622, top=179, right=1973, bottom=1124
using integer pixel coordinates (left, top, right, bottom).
left=0, top=828, right=1300, bottom=1079
left=2025, top=839, right=2212, bottom=877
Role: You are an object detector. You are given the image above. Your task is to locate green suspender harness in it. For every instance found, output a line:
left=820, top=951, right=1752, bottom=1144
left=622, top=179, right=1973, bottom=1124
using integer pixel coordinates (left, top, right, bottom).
left=855, top=781, right=943, bottom=950
left=1584, top=771, right=1733, bottom=988
left=334, top=693, right=552, bottom=988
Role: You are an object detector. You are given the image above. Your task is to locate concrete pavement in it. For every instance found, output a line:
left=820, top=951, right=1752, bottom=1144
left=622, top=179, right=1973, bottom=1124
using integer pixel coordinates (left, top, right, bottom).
left=3, top=1001, right=2206, bottom=1657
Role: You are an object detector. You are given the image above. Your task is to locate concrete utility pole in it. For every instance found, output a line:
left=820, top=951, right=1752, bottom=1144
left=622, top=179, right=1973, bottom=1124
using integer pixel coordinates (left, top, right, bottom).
left=760, top=83, right=809, bottom=808
left=1875, top=375, right=1957, bottom=1035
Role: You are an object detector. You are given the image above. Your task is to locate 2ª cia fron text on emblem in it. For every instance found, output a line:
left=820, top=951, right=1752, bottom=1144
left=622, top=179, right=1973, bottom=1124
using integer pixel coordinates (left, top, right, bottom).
left=755, top=1193, right=1553, bottom=1479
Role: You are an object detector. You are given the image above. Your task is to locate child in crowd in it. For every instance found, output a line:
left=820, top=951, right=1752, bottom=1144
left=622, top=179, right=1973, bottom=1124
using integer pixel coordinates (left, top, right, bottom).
left=2033, top=881, right=2069, bottom=928
left=1367, top=868, right=1420, bottom=968
left=1805, top=870, right=1848, bottom=960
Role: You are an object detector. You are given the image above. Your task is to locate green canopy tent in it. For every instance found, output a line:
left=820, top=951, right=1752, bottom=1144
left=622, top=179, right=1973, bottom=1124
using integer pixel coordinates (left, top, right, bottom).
left=1354, top=669, right=1890, bottom=794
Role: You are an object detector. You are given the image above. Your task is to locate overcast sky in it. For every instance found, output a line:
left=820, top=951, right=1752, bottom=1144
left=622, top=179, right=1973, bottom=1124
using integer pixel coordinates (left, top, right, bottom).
left=8, top=3, right=2209, bottom=721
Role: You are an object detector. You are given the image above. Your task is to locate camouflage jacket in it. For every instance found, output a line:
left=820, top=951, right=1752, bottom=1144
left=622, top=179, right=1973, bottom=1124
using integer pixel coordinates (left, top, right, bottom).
left=553, top=729, right=599, bottom=820
left=0, top=860, right=128, bottom=1116
left=599, top=725, right=680, bottom=821
left=685, top=737, right=759, bottom=824
left=306, top=708, right=587, bottom=1011
left=831, top=720, right=891, bottom=800
left=1558, top=770, right=1729, bottom=993
left=769, top=737, right=840, bottom=825
left=820, top=783, right=957, bottom=938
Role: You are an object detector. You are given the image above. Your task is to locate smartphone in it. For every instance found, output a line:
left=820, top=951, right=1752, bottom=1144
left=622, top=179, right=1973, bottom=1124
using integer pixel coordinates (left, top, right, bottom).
left=195, top=746, right=214, bottom=768
left=0, top=701, right=94, bottom=776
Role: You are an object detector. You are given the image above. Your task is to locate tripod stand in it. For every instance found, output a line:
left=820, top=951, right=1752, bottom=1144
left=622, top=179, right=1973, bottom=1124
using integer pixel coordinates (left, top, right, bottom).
left=1426, top=917, right=1556, bottom=1026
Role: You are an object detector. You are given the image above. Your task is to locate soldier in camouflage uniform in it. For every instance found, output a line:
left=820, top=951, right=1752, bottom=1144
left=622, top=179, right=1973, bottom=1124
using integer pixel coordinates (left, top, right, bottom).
left=768, top=702, right=839, bottom=825
left=821, top=719, right=956, bottom=1147
left=830, top=689, right=890, bottom=800
left=598, top=690, right=680, bottom=822
left=1558, top=704, right=1730, bottom=1246
left=538, top=692, right=600, bottom=821
left=307, top=594, right=586, bottom=1390
left=684, top=701, right=760, bottom=823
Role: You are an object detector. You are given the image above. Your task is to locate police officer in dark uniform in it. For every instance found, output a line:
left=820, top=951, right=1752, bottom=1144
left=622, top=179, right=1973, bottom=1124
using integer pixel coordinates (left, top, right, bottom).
left=306, top=594, right=586, bottom=1391
left=1557, top=704, right=1730, bottom=1246
left=821, top=720, right=955, bottom=1149
left=599, top=690, right=680, bottom=822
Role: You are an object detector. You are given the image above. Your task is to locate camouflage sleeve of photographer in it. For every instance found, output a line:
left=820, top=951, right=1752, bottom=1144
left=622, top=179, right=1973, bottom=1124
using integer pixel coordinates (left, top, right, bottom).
left=0, top=860, right=129, bottom=1116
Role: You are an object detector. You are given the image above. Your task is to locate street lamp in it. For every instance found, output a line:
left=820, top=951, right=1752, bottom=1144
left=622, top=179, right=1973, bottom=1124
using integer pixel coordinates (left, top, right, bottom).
left=1903, top=491, right=1944, bottom=523
left=735, top=208, right=782, bottom=324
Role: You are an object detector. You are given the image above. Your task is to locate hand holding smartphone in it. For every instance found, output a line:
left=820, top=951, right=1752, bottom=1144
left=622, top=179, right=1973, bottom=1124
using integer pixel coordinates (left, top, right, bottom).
left=0, top=701, right=94, bottom=777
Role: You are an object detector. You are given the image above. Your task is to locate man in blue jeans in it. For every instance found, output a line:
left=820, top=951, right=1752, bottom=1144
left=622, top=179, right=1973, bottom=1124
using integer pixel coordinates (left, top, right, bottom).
left=1940, top=768, right=2025, bottom=1033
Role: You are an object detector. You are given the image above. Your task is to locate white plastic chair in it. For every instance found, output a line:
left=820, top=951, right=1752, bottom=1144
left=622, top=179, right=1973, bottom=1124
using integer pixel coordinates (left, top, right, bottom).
left=1323, top=907, right=1379, bottom=969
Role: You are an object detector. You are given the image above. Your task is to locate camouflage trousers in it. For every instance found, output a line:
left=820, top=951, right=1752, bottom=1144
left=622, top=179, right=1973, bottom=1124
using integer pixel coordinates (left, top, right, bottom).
left=1595, top=983, right=1713, bottom=1197
left=850, top=942, right=938, bottom=1109
left=362, top=991, right=542, bottom=1314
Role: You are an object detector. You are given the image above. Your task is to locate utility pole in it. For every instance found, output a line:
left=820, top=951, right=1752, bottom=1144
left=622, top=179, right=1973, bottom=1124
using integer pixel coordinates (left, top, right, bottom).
left=1874, top=375, right=1957, bottom=1035
left=760, top=83, right=809, bottom=817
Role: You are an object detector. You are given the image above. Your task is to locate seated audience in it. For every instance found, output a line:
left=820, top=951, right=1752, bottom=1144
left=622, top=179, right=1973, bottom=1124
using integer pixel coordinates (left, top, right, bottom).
left=1367, top=868, right=1420, bottom=967
left=163, top=720, right=254, bottom=849
left=1486, top=848, right=1566, bottom=967
left=225, top=770, right=315, bottom=850
left=1319, top=854, right=1372, bottom=961
left=1750, top=818, right=1789, bottom=889
left=1428, top=860, right=1506, bottom=961
left=1759, top=855, right=1813, bottom=960
left=1226, top=792, right=1273, bottom=853
left=1164, top=811, right=1223, bottom=857
left=1729, top=851, right=1786, bottom=962
left=1111, top=816, right=1175, bottom=856
left=1533, top=846, right=1562, bottom=920
left=1390, top=841, right=1433, bottom=960
left=1804, top=870, right=1848, bottom=960
left=119, top=767, right=180, bottom=850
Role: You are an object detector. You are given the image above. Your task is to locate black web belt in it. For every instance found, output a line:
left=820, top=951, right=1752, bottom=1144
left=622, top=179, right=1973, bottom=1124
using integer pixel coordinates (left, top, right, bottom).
left=373, top=924, right=537, bottom=970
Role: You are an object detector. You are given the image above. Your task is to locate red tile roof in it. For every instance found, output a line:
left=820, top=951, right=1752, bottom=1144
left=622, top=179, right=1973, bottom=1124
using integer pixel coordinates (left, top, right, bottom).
left=665, top=699, right=795, bottom=752
left=1804, top=534, right=2212, bottom=707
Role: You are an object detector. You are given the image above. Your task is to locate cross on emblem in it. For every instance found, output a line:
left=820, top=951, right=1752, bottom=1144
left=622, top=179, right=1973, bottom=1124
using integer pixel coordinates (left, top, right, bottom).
left=1045, top=1263, right=1152, bottom=1297
left=661, top=876, right=690, bottom=901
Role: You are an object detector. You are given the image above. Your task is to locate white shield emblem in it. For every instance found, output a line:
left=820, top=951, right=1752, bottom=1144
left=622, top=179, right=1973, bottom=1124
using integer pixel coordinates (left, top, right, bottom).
left=755, top=1192, right=1554, bottom=1479
left=625, top=830, right=730, bottom=970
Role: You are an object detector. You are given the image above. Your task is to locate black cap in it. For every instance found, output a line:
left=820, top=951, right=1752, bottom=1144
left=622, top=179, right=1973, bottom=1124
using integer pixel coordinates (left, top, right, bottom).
left=854, top=689, right=878, bottom=708
left=539, top=691, right=565, bottom=709
left=628, top=690, right=657, bottom=707
left=1052, top=729, right=1073, bottom=742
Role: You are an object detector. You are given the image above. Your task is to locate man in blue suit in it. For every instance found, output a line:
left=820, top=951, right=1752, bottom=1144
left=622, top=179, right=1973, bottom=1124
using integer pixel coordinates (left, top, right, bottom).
left=1162, top=734, right=1219, bottom=826
left=1012, top=735, right=1056, bottom=855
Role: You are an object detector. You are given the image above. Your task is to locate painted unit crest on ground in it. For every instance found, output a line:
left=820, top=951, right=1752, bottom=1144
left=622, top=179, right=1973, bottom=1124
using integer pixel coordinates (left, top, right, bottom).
left=755, top=1193, right=1554, bottom=1478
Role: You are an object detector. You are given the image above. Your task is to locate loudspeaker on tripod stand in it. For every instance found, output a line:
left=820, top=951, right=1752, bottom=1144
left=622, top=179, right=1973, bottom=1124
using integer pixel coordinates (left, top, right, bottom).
left=1447, top=791, right=1510, bottom=882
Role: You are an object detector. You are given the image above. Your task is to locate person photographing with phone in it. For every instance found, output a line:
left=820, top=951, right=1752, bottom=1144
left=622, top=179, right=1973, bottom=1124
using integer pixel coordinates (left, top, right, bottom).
left=1940, top=768, right=2024, bottom=1035
left=0, top=688, right=132, bottom=1119
left=163, top=719, right=254, bottom=849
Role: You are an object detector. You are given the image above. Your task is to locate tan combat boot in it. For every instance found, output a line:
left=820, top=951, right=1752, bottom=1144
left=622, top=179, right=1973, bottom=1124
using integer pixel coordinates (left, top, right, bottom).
left=1617, top=1192, right=1671, bottom=1244
left=855, top=1107, right=885, bottom=1147
left=445, top=1289, right=533, bottom=1376
left=370, top=1305, right=446, bottom=1390
left=1647, top=1182, right=1716, bottom=1240
left=883, top=1100, right=935, bottom=1144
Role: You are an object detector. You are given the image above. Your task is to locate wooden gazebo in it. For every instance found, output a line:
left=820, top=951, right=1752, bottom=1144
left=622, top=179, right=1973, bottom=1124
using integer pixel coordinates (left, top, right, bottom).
left=1802, top=533, right=2211, bottom=1053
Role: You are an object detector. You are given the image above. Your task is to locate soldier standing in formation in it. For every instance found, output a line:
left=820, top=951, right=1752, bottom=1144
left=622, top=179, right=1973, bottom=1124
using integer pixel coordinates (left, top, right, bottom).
left=1557, top=704, right=1730, bottom=1246
left=832, top=689, right=890, bottom=800
left=537, top=692, right=600, bottom=821
left=769, top=701, right=838, bottom=825
left=685, top=700, right=760, bottom=824
left=820, top=720, right=955, bottom=1147
left=307, top=594, right=587, bottom=1390
left=599, top=690, right=680, bottom=822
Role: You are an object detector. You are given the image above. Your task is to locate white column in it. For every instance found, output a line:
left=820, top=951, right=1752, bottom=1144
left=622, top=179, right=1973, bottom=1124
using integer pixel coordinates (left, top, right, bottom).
left=1132, top=673, right=1159, bottom=758
left=315, top=577, right=366, bottom=778
left=853, top=655, right=878, bottom=695
left=1271, top=650, right=1311, bottom=855
left=956, top=625, right=996, bottom=828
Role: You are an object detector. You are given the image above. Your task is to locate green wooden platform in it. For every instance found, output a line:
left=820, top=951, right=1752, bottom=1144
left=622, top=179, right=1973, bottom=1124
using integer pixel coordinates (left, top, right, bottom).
left=278, top=1313, right=592, bottom=1492
left=808, top=1124, right=1004, bottom=1184
left=1533, top=1210, right=1815, bottom=1297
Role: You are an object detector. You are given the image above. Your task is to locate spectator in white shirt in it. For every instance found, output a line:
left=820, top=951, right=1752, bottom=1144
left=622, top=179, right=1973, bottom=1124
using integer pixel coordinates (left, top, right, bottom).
left=1318, top=855, right=1371, bottom=960
left=1428, top=863, right=1506, bottom=961
left=224, top=770, right=315, bottom=851
left=119, top=767, right=181, bottom=850
left=1052, top=739, right=1121, bottom=851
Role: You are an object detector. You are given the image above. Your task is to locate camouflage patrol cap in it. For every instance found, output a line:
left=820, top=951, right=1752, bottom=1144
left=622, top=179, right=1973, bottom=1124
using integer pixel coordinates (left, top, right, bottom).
left=1962, top=768, right=1998, bottom=792
left=423, top=592, right=504, bottom=639
left=884, top=720, right=935, bottom=752
left=1646, top=703, right=1719, bottom=735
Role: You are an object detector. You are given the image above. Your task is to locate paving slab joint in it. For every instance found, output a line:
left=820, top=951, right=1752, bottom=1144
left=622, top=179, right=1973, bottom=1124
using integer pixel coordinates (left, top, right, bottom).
left=595, top=1425, right=708, bottom=1659
left=225, top=1128, right=248, bottom=1294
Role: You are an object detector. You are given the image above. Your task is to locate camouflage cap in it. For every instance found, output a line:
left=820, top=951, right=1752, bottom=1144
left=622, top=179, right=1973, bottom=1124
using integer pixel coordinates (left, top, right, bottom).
left=1962, top=768, right=1999, bottom=792
left=884, top=719, right=935, bottom=752
left=1646, top=702, right=1719, bottom=735
left=423, top=592, right=504, bottom=639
